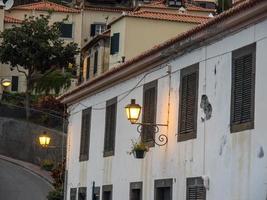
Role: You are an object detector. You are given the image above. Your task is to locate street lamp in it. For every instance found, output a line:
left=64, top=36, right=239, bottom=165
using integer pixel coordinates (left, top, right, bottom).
left=125, top=99, right=168, bottom=146
left=39, top=131, right=51, bottom=148
left=1, top=79, right=11, bottom=87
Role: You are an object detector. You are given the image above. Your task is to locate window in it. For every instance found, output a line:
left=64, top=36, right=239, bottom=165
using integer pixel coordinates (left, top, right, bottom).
left=186, top=177, right=206, bottom=200
left=59, top=23, right=73, bottom=38
left=11, top=76, right=18, bottom=92
left=70, top=188, right=77, bottom=200
left=78, top=187, right=87, bottom=200
left=102, top=185, right=112, bottom=200
left=154, top=179, right=173, bottom=200
left=130, top=182, right=142, bottom=200
left=178, top=64, right=199, bottom=142
left=103, top=97, right=117, bottom=157
left=86, top=57, right=90, bottom=80
left=168, top=0, right=182, bottom=7
left=94, top=51, right=98, bottom=75
left=110, top=33, right=120, bottom=55
left=231, top=43, right=256, bottom=133
left=142, top=80, right=157, bottom=146
left=91, top=23, right=107, bottom=37
left=93, top=186, right=100, bottom=200
left=79, top=107, right=92, bottom=161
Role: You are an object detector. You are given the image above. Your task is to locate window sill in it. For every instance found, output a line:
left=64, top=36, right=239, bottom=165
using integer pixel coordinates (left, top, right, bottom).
left=230, top=121, right=254, bottom=133
left=103, top=150, right=114, bottom=157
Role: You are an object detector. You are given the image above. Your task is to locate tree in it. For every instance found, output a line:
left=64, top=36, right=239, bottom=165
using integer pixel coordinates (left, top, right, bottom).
left=217, top=0, right=232, bottom=13
left=0, top=15, right=79, bottom=118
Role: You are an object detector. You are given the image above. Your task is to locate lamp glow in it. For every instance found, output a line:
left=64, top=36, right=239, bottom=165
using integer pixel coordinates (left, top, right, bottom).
left=1, top=79, right=11, bottom=87
left=125, top=99, right=141, bottom=124
left=39, top=132, right=51, bottom=147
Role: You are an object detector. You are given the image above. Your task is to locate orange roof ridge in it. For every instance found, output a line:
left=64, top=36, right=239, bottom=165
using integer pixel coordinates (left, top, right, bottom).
left=4, top=16, right=22, bottom=24
left=12, top=1, right=79, bottom=13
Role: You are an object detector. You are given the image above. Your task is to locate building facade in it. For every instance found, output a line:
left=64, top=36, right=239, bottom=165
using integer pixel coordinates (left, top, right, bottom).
left=60, top=0, right=267, bottom=199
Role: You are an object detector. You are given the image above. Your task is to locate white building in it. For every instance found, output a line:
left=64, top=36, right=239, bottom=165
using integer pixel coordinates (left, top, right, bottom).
left=60, top=0, right=267, bottom=199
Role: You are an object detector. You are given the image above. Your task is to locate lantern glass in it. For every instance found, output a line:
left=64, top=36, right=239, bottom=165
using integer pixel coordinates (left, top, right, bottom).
left=39, top=132, right=51, bottom=147
left=1, top=79, right=11, bottom=87
left=125, top=99, right=141, bottom=124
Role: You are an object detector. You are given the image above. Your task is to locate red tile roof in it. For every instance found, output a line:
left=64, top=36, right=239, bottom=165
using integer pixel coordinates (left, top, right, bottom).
left=59, top=0, right=265, bottom=103
left=124, top=10, right=210, bottom=24
left=4, top=16, right=22, bottom=24
left=12, top=1, right=80, bottom=13
left=84, top=6, right=132, bottom=13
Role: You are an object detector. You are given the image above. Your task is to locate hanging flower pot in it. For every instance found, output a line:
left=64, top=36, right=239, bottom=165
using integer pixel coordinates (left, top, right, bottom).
left=129, top=139, right=149, bottom=159
left=133, top=149, right=146, bottom=159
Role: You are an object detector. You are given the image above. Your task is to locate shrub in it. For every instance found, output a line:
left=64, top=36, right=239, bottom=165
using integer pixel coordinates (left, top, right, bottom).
left=41, top=159, right=54, bottom=171
left=47, top=188, right=63, bottom=200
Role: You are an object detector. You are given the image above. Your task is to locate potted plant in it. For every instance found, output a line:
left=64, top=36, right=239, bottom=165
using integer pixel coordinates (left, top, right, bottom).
left=129, top=140, right=149, bottom=159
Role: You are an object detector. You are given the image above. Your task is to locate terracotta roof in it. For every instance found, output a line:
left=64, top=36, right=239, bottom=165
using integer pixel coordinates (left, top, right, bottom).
left=12, top=1, right=80, bottom=13
left=59, top=0, right=266, bottom=103
left=4, top=16, right=22, bottom=24
left=140, top=0, right=215, bottom=12
left=124, top=10, right=210, bottom=24
left=84, top=5, right=132, bottom=12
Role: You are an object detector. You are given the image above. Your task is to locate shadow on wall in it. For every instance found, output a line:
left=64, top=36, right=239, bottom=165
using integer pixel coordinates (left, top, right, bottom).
left=0, top=117, right=66, bottom=166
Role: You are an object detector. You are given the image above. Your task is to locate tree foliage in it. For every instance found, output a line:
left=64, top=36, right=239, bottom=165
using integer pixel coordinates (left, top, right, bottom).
left=0, top=14, right=79, bottom=95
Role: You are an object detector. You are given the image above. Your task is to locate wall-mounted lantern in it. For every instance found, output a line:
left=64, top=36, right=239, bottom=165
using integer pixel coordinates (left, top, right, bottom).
left=39, top=131, right=51, bottom=148
left=125, top=99, right=168, bottom=146
left=1, top=78, right=11, bottom=87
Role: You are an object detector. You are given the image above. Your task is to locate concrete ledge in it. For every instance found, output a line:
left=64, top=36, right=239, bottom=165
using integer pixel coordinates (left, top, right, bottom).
left=0, top=154, right=54, bottom=186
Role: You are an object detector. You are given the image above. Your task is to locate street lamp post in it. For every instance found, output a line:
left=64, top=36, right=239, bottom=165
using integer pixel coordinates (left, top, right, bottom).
left=0, top=77, right=12, bottom=100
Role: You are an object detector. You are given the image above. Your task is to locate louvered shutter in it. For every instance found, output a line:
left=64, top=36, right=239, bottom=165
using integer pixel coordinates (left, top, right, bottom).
left=231, top=43, right=255, bottom=133
left=110, top=33, right=120, bottom=55
left=94, top=51, right=98, bottom=75
left=79, top=108, right=91, bottom=161
left=90, top=24, right=96, bottom=37
left=70, top=188, right=77, bottom=200
left=178, top=64, right=199, bottom=141
left=142, top=80, right=157, bottom=145
left=104, top=97, right=117, bottom=157
left=187, top=177, right=206, bottom=200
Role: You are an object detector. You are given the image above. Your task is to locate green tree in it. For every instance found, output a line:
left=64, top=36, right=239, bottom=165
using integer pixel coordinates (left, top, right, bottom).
left=0, top=15, right=79, bottom=118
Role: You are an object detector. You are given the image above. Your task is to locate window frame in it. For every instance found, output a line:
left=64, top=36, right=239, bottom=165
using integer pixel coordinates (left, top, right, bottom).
left=178, top=64, right=199, bottom=142
left=11, top=76, right=19, bottom=92
left=102, top=184, right=113, bottom=200
left=130, top=182, right=142, bottom=200
left=142, top=80, right=158, bottom=147
left=103, top=97, right=117, bottom=157
left=79, top=107, right=92, bottom=161
left=154, top=178, right=173, bottom=200
left=230, top=43, right=256, bottom=133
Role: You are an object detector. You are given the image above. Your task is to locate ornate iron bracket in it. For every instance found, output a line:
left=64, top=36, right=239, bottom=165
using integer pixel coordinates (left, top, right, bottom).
left=135, top=123, right=168, bottom=146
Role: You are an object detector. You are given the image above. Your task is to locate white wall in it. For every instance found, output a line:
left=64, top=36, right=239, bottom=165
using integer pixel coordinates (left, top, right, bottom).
left=66, top=18, right=267, bottom=200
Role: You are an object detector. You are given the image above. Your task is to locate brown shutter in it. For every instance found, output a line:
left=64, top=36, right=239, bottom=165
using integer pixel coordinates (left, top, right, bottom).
left=79, top=107, right=91, bottom=161
left=186, top=177, right=206, bottom=200
left=142, top=80, right=157, bottom=146
left=178, top=64, right=199, bottom=142
left=104, top=97, right=117, bottom=157
left=231, top=43, right=256, bottom=133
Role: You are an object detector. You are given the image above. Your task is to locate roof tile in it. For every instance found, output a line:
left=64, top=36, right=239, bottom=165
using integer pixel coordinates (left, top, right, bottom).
left=4, top=16, right=22, bottom=24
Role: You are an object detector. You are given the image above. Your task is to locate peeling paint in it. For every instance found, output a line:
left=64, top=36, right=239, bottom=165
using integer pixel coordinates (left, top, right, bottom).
left=258, top=146, right=264, bottom=158
left=200, top=95, right=212, bottom=120
left=219, top=135, right=227, bottom=156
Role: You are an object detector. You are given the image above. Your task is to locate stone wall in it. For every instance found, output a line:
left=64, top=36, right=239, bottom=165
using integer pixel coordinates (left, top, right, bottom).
left=0, top=117, right=66, bottom=166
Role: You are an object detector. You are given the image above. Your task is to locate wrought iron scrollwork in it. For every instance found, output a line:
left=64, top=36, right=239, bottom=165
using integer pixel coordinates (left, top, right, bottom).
left=136, top=123, right=168, bottom=146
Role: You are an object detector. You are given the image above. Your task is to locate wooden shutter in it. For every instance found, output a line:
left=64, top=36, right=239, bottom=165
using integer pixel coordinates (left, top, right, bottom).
left=104, top=97, right=117, bottom=157
left=178, top=64, right=199, bottom=142
left=11, top=76, right=18, bottom=91
left=186, top=177, right=206, bottom=200
left=110, top=33, right=120, bottom=55
left=94, top=51, right=98, bottom=75
left=78, top=187, right=87, bottom=200
left=231, top=43, right=256, bottom=133
left=90, top=24, right=96, bottom=37
left=86, top=57, right=90, bottom=79
left=79, top=108, right=91, bottom=161
left=142, top=80, right=157, bottom=146
left=70, top=188, right=77, bottom=200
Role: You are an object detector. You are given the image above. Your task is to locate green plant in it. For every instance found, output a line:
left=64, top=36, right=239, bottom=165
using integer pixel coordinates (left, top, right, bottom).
left=41, top=159, right=54, bottom=171
left=128, top=139, right=149, bottom=155
left=47, top=188, right=63, bottom=200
